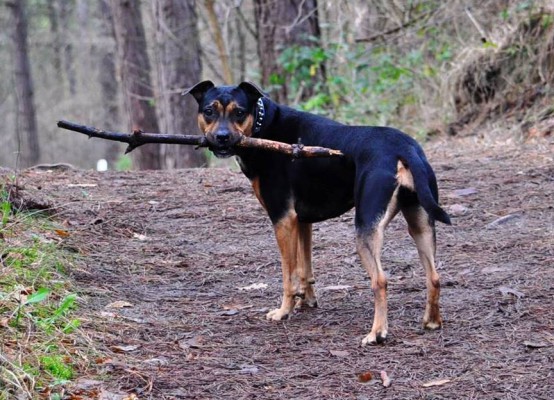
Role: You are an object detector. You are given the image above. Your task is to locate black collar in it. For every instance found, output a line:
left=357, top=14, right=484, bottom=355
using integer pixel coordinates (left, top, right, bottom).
left=253, top=97, right=265, bottom=134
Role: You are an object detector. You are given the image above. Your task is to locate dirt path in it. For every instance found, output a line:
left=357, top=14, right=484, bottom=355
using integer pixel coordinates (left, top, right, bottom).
left=15, top=136, right=554, bottom=399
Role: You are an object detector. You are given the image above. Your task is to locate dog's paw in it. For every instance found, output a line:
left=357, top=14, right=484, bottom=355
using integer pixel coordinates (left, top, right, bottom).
left=295, top=296, right=318, bottom=309
left=423, top=307, right=442, bottom=330
left=266, top=308, right=290, bottom=321
left=361, top=329, right=388, bottom=346
left=423, top=319, right=442, bottom=330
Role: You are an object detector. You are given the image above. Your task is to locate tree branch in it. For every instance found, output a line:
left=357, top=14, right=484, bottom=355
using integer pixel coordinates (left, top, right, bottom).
left=354, top=8, right=437, bottom=43
left=57, top=120, right=344, bottom=158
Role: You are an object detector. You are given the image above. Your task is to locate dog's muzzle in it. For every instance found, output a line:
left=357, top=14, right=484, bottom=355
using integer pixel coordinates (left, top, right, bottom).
left=207, top=130, right=240, bottom=158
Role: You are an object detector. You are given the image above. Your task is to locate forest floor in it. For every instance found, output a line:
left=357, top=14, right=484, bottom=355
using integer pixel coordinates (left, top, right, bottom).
left=7, top=134, right=554, bottom=399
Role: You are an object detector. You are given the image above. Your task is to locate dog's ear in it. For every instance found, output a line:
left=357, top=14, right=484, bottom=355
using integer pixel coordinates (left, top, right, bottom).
left=182, top=80, right=215, bottom=104
left=238, top=81, right=266, bottom=101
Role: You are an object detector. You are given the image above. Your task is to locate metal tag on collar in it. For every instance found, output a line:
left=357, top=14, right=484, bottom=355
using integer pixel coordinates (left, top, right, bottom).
left=254, top=97, right=265, bottom=134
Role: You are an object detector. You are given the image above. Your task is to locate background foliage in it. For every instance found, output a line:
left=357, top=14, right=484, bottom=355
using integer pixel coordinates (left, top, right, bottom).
left=0, top=0, right=550, bottom=169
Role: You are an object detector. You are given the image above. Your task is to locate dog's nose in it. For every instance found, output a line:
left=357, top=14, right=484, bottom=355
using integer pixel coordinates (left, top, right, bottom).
left=216, top=131, right=231, bottom=144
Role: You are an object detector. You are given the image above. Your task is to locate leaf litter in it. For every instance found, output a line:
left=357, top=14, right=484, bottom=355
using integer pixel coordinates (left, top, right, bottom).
left=7, top=136, right=553, bottom=399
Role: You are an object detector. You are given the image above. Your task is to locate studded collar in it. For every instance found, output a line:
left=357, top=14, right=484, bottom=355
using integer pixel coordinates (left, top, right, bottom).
left=253, top=97, right=265, bottom=134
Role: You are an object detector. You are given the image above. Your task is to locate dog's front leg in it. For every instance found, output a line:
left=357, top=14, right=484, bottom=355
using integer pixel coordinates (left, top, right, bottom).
left=266, top=211, right=299, bottom=321
left=295, top=222, right=318, bottom=308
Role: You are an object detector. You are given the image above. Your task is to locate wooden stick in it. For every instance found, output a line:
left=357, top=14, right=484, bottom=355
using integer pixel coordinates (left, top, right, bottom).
left=57, top=120, right=344, bottom=158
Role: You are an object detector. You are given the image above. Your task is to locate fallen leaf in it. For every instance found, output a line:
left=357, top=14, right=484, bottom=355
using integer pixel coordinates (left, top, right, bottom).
left=106, top=300, right=134, bottom=309
left=239, top=364, right=259, bottom=374
left=448, top=203, right=468, bottom=216
left=486, top=214, right=521, bottom=228
left=132, top=233, right=147, bottom=241
left=67, top=183, right=97, bottom=188
left=422, top=378, right=451, bottom=388
left=329, top=349, right=350, bottom=358
left=99, top=311, right=117, bottom=319
left=357, top=371, right=373, bottom=383
left=143, top=357, right=169, bottom=366
left=380, top=370, right=392, bottom=387
left=220, top=309, right=239, bottom=316
left=499, top=286, right=525, bottom=298
left=98, top=390, right=137, bottom=400
left=0, top=317, right=9, bottom=327
left=238, top=283, right=268, bottom=291
left=111, top=344, right=140, bottom=353
left=321, top=285, right=352, bottom=291
left=523, top=340, right=551, bottom=348
left=179, top=336, right=204, bottom=349
left=54, top=229, right=70, bottom=238
left=223, top=303, right=252, bottom=310
left=19, top=287, right=33, bottom=295
left=450, top=187, right=477, bottom=197
left=72, top=378, right=104, bottom=390
left=481, top=266, right=508, bottom=274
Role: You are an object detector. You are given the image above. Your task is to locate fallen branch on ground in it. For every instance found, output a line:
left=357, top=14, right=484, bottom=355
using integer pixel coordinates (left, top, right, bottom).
left=57, top=120, right=344, bottom=158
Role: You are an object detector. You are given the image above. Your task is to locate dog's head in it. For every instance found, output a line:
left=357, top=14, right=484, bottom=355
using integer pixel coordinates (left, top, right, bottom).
left=183, top=81, right=265, bottom=158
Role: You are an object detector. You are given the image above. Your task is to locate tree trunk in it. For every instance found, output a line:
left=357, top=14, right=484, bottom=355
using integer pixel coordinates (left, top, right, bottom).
left=59, top=0, right=77, bottom=96
left=46, top=0, right=62, bottom=78
left=253, top=0, right=323, bottom=104
left=153, top=0, right=207, bottom=168
left=110, top=0, right=162, bottom=170
left=204, top=0, right=233, bottom=84
left=97, top=0, right=121, bottom=168
left=7, top=0, right=40, bottom=167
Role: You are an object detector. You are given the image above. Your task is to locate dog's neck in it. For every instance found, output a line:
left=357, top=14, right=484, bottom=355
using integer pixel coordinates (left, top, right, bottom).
left=253, top=97, right=266, bottom=134
left=252, top=97, right=279, bottom=136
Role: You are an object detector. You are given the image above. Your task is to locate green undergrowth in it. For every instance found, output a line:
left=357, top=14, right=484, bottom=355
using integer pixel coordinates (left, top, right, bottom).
left=0, top=181, right=93, bottom=399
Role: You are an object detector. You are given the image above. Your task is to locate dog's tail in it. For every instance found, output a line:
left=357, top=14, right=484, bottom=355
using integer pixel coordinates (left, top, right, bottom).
left=403, top=149, right=451, bottom=225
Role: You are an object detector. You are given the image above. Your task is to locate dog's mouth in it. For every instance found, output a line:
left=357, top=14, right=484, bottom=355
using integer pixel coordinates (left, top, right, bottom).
left=210, top=147, right=235, bottom=158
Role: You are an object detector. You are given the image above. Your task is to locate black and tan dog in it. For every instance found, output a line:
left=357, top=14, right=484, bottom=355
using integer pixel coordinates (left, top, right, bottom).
left=184, top=81, right=451, bottom=345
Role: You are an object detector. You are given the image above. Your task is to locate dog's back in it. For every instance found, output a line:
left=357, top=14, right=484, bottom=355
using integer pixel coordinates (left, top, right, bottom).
left=236, top=102, right=450, bottom=226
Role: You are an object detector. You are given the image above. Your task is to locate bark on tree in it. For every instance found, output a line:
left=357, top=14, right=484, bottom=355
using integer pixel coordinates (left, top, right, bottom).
left=110, top=0, right=162, bottom=170
left=60, top=0, right=77, bottom=96
left=204, top=0, right=233, bottom=84
left=46, top=0, right=62, bottom=78
left=97, top=0, right=121, bottom=167
left=253, top=0, right=323, bottom=104
left=7, top=0, right=40, bottom=167
left=154, top=0, right=207, bottom=168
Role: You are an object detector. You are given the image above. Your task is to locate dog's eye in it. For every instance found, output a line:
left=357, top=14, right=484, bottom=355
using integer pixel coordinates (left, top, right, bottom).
left=203, top=108, right=214, bottom=117
left=235, top=109, right=246, bottom=118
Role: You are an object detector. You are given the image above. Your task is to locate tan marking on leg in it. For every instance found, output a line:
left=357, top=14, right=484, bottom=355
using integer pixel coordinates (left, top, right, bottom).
left=251, top=177, right=267, bottom=210
left=266, top=208, right=298, bottom=321
left=402, top=207, right=442, bottom=330
left=396, top=160, right=415, bottom=191
left=359, top=189, right=399, bottom=346
left=295, top=222, right=317, bottom=308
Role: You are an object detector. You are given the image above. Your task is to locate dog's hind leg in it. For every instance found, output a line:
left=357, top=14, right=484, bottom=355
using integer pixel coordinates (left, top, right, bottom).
left=266, top=210, right=299, bottom=321
left=355, top=171, right=399, bottom=345
left=401, top=205, right=442, bottom=330
left=295, top=222, right=318, bottom=308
